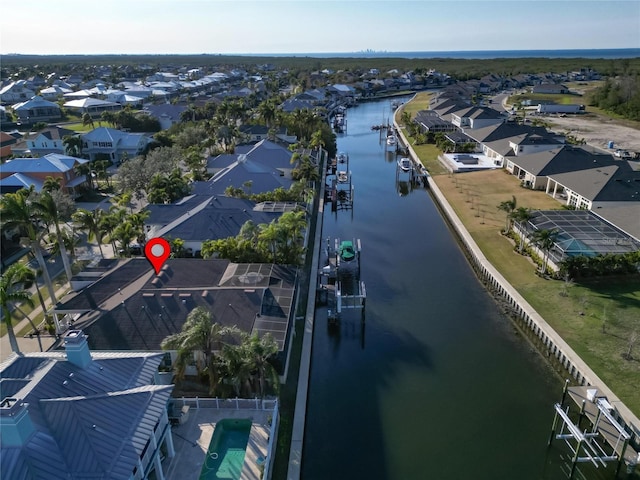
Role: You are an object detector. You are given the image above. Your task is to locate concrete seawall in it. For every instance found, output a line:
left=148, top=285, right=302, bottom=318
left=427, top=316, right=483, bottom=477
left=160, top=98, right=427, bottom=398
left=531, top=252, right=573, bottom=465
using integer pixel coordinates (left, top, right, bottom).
left=394, top=119, right=640, bottom=444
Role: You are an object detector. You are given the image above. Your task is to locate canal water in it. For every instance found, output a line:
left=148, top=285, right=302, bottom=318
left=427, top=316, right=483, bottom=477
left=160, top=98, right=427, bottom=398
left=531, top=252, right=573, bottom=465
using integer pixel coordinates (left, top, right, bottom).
left=301, top=97, right=608, bottom=480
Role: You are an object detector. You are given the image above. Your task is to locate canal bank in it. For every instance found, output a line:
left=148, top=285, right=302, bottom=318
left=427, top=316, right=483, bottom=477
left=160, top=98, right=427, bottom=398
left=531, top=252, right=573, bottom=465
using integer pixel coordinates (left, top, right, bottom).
left=394, top=117, right=640, bottom=466
left=301, top=96, right=579, bottom=480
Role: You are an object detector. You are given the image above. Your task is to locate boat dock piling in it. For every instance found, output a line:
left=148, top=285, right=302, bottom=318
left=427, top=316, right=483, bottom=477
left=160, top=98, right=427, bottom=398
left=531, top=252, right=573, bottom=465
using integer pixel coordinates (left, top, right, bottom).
left=317, top=237, right=366, bottom=324
left=548, top=380, right=639, bottom=478
left=326, top=152, right=354, bottom=212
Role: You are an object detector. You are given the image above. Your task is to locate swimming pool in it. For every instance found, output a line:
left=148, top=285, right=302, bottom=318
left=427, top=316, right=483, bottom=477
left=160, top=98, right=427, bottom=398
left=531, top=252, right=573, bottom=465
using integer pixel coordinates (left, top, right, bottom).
left=199, top=418, right=252, bottom=480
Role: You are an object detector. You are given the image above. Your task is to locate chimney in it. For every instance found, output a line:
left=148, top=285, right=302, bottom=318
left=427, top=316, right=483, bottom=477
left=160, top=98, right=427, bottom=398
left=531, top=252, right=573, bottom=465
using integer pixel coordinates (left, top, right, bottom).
left=64, top=330, right=92, bottom=369
left=0, top=398, right=35, bottom=447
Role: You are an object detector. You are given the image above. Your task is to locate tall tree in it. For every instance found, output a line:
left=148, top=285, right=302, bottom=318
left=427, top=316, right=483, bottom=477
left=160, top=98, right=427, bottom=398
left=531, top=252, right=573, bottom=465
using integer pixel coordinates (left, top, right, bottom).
left=32, top=191, right=74, bottom=282
left=0, top=263, right=35, bottom=353
left=0, top=190, right=57, bottom=305
left=497, top=196, right=517, bottom=234
left=161, top=307, right=240, bottom=395
left=62, top=135, right=83, bottom=157
left=532, top=228, right=559, bottom=274
left=72, top=208, right=106, bottom=259
left=510, top=207, right=532, bottom=253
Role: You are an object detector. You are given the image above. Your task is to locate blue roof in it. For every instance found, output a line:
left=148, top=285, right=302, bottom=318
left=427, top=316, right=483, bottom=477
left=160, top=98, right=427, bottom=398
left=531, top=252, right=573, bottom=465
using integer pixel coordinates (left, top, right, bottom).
left=0, top=350, right=171, bottom=480
left=2, top=154, right=88, bottom=174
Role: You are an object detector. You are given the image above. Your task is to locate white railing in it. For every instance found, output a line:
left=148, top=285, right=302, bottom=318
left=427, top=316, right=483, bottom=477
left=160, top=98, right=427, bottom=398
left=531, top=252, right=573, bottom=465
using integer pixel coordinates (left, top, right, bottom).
left=170, top=396, right=277, bottom=411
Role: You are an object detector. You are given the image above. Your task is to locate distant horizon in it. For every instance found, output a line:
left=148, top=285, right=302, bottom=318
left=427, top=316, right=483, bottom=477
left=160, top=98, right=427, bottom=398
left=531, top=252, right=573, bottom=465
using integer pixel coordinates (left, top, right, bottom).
left=2, top=48, right=639, bottom=60
left=1, top=1, right=638, bottom=57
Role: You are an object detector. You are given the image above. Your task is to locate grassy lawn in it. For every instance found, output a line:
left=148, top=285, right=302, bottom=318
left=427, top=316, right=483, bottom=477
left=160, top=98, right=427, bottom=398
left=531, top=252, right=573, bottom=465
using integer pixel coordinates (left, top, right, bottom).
left=60, top=122, right=96, bottom=133
left=427, top=168, right=640, bottom=415
left=398, top=96, right=640, bottom=413
left=509, top=92, right=584, bottom=106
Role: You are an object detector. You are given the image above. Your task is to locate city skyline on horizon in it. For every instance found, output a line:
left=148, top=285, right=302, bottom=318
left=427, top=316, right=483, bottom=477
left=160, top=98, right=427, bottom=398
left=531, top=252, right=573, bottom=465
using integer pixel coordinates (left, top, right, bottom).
left=1, top=1, right=639, bottom=56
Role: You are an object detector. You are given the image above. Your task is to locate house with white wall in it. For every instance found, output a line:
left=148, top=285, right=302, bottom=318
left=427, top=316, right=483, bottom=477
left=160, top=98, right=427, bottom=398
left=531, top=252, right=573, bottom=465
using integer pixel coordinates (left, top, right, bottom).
left=81, top=127, right=152, bottom=163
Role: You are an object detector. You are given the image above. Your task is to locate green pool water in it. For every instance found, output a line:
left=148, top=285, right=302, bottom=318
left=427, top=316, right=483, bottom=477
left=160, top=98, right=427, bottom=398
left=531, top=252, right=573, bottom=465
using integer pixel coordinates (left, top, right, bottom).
left=199, top=418, right=252, bottom=480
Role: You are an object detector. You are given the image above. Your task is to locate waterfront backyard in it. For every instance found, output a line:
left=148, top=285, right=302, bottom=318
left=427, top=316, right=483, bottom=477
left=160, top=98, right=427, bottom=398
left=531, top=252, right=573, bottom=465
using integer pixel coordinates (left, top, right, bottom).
left=399, top=93, right=640, bottom=415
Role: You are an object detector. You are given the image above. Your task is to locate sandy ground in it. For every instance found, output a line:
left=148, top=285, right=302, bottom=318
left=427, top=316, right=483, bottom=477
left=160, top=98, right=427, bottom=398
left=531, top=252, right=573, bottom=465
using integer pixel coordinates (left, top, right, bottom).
left=543, top=114, right=640, bottom=154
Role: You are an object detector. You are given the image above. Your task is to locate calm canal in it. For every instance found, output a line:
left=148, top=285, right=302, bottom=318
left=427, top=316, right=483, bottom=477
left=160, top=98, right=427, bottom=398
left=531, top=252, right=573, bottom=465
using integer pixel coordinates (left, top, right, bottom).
left=300, top=96, right=608, bottom=480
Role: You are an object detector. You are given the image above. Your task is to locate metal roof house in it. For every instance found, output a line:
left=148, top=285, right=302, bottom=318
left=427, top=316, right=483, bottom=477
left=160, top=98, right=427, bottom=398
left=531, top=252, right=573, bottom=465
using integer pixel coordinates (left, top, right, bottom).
left=144, top=194, right=299, bottom=255
left=81, top=127, right=152, bottom=163
left=0, top=330, right=176, bottom=480
left=11, top=96, right=62, bottom=125
left=10, top=126, right=75, bottom=157
left=0, top=154, right=89, bottom=196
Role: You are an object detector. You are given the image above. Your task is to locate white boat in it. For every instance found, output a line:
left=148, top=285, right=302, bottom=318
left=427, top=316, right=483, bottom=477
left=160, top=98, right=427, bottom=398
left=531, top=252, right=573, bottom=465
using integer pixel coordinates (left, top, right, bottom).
left=337, top=152, right=347, bottom=163
left=386, top=135, right=396, bottom=146
left=398, top=158, right=411, bottom=172
left=337, top=170, right=348, bottom=183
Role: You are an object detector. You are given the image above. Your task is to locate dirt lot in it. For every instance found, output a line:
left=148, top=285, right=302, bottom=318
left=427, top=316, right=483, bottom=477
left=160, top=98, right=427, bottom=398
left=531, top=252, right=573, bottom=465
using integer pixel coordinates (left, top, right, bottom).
left=543, top=114, right=640, bottom=154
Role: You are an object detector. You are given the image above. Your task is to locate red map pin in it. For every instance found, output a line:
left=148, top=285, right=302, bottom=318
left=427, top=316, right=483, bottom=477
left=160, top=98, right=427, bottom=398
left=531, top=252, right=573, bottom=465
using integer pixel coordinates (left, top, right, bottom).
left=145, top=238, right=171, bottom=274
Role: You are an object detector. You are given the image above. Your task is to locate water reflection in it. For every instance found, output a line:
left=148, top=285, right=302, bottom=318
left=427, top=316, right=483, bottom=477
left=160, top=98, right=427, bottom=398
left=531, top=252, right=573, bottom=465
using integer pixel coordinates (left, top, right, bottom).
left=301, top=96, right=614, bottom=480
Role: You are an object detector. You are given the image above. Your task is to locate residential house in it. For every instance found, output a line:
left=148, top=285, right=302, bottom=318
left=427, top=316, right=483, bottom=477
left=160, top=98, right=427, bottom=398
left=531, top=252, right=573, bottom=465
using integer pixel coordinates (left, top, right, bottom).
left=81, top=127, right=152, bottom=163
left=0, top=153, right=89, bottom=195
left=205, top=139, right=298, bottom=179
left=38, top=85, right=73, bottom=101
left=413, top=110, right=457, bottom=133
left=63, top=98, right=122, bottom=117
left=0, top=131, right=20, bottom=159
left=54, top=259, right=298, bottom=375
left=11, top=96, right=62, bottom=124
left=0, top=330, right=175, bottom=480
left=485, top=132, right=564, bottom=167
left=143, top=104, right=188, bottom=130
left=144, top=194, right=299, bottom=255
left=450, top=106, right=505, bottom=130
left=505, top=145, right=640, bottom=210
left=238, top=125, right=296, bottom=144
left=10, top=126, right=75, bottom=157
left=544, top=155, right=640, bottom=211
left=0, top=81, right=35, bottom=104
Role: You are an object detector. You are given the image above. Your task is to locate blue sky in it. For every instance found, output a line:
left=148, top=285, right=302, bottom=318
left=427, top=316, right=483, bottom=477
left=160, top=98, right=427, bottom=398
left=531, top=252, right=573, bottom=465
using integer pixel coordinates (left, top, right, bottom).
left=1, top=0, right=639, bottom=55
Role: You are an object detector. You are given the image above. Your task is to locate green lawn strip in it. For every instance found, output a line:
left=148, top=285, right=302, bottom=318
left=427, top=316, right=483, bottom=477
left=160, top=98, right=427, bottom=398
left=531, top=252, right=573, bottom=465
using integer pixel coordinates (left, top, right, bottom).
left=413, top=136, right=640, bottom=416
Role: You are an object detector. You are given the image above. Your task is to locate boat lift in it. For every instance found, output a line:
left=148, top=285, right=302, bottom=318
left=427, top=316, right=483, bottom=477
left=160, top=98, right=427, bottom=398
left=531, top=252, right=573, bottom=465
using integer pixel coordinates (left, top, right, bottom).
left=326, top=152, right=354, bottom=212
left=317, top=237, right=366, bottom=323
left=548, top=380, right=638, bottom=478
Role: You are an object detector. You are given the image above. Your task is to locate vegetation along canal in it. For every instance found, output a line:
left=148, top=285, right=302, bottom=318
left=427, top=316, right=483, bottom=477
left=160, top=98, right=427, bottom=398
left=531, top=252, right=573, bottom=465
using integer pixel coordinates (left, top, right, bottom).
left=300, top=96, right=614, bottom=480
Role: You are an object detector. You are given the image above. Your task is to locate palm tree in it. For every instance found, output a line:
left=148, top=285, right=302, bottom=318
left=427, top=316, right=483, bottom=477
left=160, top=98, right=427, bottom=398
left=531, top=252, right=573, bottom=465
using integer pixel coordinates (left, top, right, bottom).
left=112, top=221, right=136, bottom=257
left=1, top=263, right=35, bottom=353
left=219, top=341, right=253, bottom=397
left=160, top=307, right=240, bottom=394
left=257, top=99, right=277, bottom=128
left=497, top=195, right=517, bottom=234
left=0, top=190, right=57, bottom=305
left=31, top=191, right=74, bottom=282
left=62, top=134, right=83, bottom=157
left=98, top=210, right=120, bottom=256
left=42, top=176, right=62, bottom=193
left=243, top=332, right=280, bottom=397
left=258, top=220, right=281, bottom=263
left=532, top=228, right=559, bottom=274
left=72, top=208, right=106, bottom=258
left=510, top=207, right=532, bottom=253
left=82, top=112, right=95, bottom=129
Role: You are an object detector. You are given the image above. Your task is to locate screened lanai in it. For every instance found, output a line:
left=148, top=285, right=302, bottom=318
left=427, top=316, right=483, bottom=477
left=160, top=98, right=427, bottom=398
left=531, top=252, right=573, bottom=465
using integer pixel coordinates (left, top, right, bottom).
left=526, top=210, right=640, bottom=262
